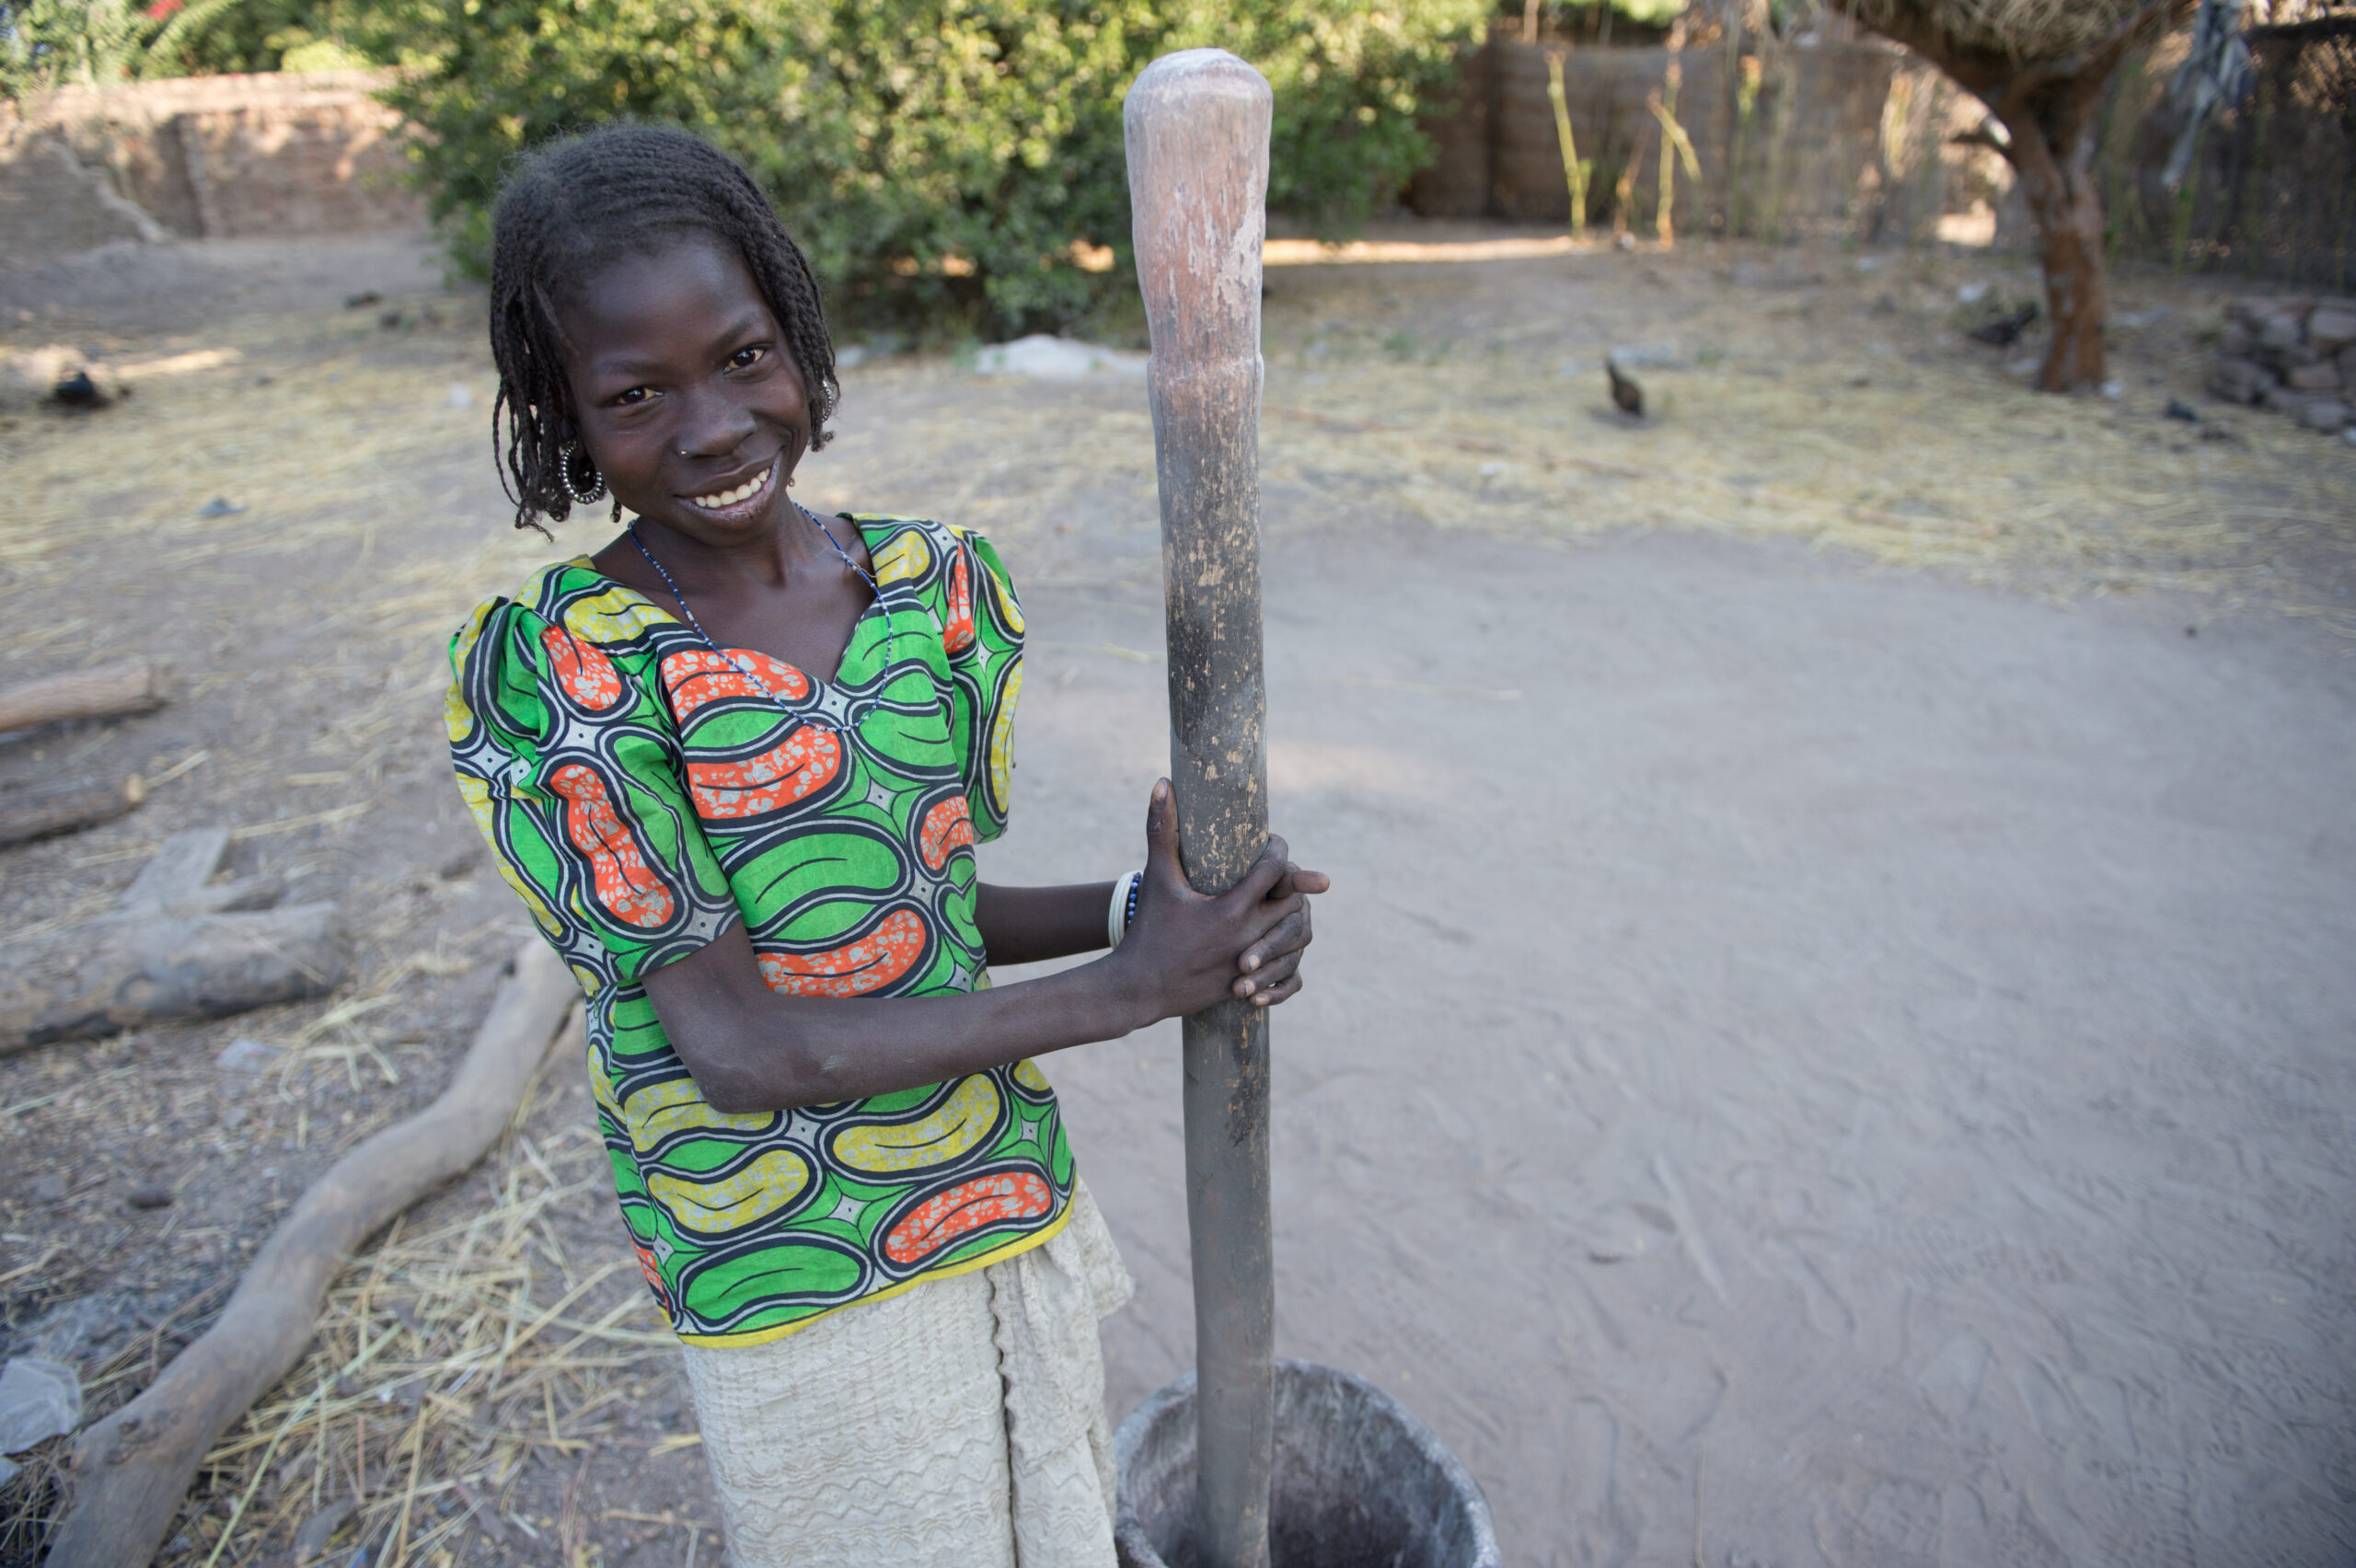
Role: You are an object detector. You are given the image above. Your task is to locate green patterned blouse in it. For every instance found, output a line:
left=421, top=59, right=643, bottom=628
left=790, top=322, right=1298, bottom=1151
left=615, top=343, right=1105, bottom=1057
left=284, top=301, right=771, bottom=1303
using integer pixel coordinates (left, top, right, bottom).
left=446, top=515, right=1074, bottom=1346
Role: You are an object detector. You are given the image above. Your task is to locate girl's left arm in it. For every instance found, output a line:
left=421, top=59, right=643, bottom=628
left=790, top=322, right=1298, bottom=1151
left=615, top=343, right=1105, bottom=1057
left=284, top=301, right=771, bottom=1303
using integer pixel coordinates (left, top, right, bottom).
left=975, top=864, right=1326, bottom=980
left=973, top=882, right=1119, bottom=966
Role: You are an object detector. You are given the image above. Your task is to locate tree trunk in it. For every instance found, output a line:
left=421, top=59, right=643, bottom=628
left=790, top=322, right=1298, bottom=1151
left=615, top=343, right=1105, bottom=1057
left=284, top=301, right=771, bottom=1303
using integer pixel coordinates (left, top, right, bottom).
left=2005, top=116, right=2110, bottom=392
left=1819, top=0, right=2194, bottom=398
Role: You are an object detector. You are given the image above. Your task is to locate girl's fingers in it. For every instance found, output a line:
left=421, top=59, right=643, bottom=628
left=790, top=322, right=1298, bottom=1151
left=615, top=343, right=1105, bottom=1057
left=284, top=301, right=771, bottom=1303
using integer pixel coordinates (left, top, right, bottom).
left=1233, top=948, right=1301, bottom=997
left=1141, top=779, right=1184, bottom=890
left=1276, top=864, right=1332, bottom=897
left=1231, top=894, right=1307, bottom=964
left=1218, top=835, right=1292, bottom=911
left=1248, top=973, right=1303, bottom=1008
left=1237, top=906, right=1311, bottom=974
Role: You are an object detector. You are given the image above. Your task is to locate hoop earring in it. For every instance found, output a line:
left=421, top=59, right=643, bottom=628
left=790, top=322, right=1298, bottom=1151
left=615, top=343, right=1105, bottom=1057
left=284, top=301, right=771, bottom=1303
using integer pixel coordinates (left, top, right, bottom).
left=562, top=441, right=606, bottom=507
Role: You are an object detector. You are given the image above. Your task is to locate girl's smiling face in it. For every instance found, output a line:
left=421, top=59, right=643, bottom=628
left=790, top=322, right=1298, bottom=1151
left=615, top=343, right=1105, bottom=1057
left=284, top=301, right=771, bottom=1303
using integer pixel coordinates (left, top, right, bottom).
left=557, top=236, right=811, bottom=547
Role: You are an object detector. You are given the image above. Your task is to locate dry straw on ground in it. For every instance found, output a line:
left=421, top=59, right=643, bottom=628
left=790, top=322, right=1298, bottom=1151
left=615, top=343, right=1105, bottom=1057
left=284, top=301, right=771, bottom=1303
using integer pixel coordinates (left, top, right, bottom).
left=162, top=1116, right=679, bottom=1568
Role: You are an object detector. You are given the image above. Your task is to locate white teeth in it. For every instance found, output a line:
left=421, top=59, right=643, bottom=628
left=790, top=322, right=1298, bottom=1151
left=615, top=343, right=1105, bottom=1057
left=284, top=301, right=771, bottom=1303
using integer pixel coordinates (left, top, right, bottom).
left=691, top=467, right=770, bottom=509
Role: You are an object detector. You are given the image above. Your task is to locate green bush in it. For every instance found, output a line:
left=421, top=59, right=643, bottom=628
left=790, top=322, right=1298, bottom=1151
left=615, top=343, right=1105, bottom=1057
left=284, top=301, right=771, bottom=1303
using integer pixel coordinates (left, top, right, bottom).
left=1, top=0, right=374, bottom=95
left=2, top=0, right=171, bottom=94
left=366, top=0, right=1488, bottom=336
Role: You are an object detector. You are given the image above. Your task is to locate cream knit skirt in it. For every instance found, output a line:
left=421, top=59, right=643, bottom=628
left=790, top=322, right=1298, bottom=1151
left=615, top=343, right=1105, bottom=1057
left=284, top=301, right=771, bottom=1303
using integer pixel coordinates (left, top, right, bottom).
left=677, top=1182, right=1135, bottom=1568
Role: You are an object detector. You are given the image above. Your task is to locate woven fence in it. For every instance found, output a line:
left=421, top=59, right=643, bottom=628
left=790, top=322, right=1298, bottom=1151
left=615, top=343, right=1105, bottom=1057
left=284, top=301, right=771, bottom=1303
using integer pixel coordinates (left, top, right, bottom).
left=2085, top=16, right=2356, bottom=291
left=1413, top=23, right=2352, bottom=289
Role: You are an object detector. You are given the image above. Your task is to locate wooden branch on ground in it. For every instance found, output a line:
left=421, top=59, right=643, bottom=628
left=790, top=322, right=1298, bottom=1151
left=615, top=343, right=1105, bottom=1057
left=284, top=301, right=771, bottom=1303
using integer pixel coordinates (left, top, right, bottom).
left=48, top=940, right=583, bottom=1568
left=0, top=830, right=346, bottom=1055
left=0, top=776, right=144, bottom=849
left=0, top=659, right=168, bottom=734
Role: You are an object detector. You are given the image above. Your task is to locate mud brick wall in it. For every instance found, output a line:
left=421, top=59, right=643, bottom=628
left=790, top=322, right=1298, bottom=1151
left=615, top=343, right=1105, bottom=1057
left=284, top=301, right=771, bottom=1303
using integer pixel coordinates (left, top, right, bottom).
left=172, top=98, right=419, bottom=238
left=0, top=73, right=422, bottom=271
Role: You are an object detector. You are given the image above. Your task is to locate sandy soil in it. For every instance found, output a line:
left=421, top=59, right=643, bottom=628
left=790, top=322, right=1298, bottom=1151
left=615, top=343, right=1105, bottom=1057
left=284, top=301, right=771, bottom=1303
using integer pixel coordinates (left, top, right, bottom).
left=3, top=228, right=2352, bottom=1567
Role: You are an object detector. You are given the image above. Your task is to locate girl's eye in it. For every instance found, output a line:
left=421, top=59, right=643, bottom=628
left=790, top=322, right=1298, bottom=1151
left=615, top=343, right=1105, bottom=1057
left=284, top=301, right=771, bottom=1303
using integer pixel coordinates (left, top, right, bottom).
left=612, top=386, right=653, bottom=408
left=729, top=346, right=768, bottom=371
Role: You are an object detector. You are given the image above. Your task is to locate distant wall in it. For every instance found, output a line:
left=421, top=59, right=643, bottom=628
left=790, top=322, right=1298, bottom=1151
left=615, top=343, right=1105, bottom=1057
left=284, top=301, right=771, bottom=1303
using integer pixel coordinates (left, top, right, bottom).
left=1408, top=36, right=2007, bottom=246
left=0, top=72, right=421, bottom=271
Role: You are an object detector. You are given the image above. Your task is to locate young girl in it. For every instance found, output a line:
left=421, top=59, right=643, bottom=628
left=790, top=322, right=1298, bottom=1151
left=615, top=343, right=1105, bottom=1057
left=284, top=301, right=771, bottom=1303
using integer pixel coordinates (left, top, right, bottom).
left=445, top=124, right=1324, bottom=1567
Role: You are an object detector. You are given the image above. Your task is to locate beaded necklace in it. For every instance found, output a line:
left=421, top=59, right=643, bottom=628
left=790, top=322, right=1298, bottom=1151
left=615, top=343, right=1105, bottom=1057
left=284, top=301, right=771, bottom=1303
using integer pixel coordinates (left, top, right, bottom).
left=629, top=501, right=899, bottom=709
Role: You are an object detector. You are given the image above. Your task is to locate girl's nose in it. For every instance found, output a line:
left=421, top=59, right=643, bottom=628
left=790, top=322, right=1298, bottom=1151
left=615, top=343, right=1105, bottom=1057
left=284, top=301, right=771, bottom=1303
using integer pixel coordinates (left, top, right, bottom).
left=675, top=386, right=757, bottom=460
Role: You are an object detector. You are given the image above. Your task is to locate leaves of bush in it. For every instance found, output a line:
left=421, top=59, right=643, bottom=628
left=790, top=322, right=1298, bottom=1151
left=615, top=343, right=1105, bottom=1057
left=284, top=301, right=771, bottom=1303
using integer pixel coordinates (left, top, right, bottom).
left=365, top=0, right=1488, bottom=335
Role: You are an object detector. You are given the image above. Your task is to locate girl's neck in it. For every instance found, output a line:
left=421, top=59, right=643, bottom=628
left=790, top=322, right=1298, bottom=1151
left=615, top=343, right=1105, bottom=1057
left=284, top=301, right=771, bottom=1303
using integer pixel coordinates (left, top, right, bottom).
left=629, top=503, right=835, bottom=592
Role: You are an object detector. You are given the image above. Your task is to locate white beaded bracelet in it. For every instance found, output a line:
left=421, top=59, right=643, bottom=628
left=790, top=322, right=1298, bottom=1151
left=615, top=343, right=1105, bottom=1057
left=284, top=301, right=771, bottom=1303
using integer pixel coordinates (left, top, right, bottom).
left=1107, top=870, right=1142, bottom=949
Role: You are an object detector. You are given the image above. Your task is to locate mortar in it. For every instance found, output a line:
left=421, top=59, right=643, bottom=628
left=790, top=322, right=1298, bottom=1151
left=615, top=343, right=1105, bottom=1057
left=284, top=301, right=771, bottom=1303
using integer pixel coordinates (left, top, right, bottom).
left=1114, top=1360, right=1501, bottom=1568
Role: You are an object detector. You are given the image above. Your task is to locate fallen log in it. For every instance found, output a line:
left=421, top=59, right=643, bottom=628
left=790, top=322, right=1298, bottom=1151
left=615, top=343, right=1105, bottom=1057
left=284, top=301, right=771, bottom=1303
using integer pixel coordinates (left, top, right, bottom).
left=0, top=659, right=168, bottom=734
left=49, top=939, right=582, bottom=1568
left=0, top=829, right=344, bottom=1055
left=0, top=775, right=144, bottom=849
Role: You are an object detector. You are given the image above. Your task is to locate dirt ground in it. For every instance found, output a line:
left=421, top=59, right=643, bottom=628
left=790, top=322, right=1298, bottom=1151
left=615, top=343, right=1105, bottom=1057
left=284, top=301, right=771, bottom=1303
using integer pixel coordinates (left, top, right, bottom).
left=2, top=225, right=2352, bottom=1568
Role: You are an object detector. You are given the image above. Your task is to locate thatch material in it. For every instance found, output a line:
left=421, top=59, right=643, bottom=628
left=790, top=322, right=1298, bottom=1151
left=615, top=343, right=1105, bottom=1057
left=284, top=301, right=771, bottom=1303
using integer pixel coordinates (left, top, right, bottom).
left=1840, top=0, right=2174, bottom=67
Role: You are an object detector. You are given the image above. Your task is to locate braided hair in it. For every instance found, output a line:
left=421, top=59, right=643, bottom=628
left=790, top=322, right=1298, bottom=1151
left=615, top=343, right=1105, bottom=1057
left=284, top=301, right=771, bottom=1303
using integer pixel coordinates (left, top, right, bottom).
left=487, top=123, right=838, bottom=533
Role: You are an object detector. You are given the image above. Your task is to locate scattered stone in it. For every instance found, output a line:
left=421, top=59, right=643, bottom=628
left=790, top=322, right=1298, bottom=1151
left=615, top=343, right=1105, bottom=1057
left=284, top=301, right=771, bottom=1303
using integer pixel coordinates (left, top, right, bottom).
left=2256, top=314, right=2303, bottom=354
left=1609, top=340, right=1684, bottom=369
left=29, top=1171, right=67, bottom=1202
left=2165, top=398, right=2200, bottom=421
left=215, top=1035, right=280, bottom=1072
left=13, top=1294, right=137, bottom=1366
left=0, top=1357, right=82, bottom=1453
left=2210, top=356, right=2275, bottom=405
left=343, top=291, right=382, bottom=308
left=971, top=335, right=1145, bottom=381
left=194, top=497, right=246, bottom=518
left=2208, top=298, right=2350, bottom=432
left=126, top=1183, right=174, bottom=1210
left=2309, top=306, right=2356, bottom=354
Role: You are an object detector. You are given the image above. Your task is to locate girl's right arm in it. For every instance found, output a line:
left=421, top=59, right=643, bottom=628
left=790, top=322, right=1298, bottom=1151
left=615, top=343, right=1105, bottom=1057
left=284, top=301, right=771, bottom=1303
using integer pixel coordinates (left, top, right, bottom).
left=640, top=780, right=1312, bottom=1113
